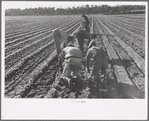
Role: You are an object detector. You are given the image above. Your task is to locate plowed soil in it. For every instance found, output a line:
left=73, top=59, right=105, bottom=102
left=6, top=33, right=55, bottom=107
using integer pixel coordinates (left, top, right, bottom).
left=4, top=15, right=145, bottom=99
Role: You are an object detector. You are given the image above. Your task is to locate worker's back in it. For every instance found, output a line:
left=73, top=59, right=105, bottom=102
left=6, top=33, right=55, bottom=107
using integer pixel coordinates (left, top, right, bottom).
left=59, top=45, right=82, bottom=78
left=86, top=45, right=108, bottom=76
left=88, top=46, right=105, bottom=65
left=63, top=46, right=82, bottom=59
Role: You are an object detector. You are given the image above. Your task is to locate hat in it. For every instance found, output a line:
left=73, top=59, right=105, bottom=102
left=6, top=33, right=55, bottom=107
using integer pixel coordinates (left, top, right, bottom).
left=88, top=39, right=96, bottom=48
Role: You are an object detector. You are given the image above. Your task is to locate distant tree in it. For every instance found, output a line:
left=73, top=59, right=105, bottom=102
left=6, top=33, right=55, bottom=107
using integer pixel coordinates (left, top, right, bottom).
left=5, top=5, right=146, bottom=16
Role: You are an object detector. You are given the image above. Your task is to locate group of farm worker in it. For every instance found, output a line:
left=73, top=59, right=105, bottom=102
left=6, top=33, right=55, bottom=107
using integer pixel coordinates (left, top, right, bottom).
left=52, top=14, right=108, bottom=90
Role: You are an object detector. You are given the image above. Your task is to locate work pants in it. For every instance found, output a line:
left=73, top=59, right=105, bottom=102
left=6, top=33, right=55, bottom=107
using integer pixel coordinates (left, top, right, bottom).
left=90, top=58, right=108, bottom=83
left=85, top=24, right=90, bottom=33
left=62, top=58, right=82, bottom=78
left=76, top=30, right=93, bottom=54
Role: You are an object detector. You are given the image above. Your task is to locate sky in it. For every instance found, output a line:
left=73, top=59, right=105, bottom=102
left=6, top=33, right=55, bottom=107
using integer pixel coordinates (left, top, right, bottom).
left=2, top=1, right=147, bottom=10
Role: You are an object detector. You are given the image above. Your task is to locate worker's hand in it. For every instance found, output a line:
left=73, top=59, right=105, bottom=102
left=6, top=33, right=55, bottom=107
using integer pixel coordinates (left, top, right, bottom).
left=86, top=72, right=90, bottom=79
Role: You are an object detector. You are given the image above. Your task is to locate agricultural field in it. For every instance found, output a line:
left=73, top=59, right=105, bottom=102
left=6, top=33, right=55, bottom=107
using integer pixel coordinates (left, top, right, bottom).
left=4, top=14, right=146, bottom=98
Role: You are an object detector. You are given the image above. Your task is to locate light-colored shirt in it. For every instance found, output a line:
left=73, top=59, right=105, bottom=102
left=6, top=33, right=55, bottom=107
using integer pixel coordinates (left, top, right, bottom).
left=59, top=45, right=82, bottom=62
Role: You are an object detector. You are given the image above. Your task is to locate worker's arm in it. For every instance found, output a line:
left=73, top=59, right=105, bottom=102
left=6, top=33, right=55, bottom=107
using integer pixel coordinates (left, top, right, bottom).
left=86, top=49, right=92, bottom=73
left=59, top=48, right=65, bottom=61
left=80, top=21, right=86, bottom=30
left=59, top=49, right=65, bottom=73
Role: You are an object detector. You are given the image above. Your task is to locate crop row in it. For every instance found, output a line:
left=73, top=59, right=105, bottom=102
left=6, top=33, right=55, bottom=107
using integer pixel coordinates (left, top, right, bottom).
left=5, top=21, right=81, bottom=81
left=95, top=17, right=144, bottom=93
left=5, top=22, right=81, bottom=98
left=100, top=16, right=145, bottom=46
left=102, top=16, right=145, bottom=37
left=5, top=20, right=81, bottom=71
left=112, top=16, right=145, bottom=29
left=115, top=14, right=145, bottom=19
left=18, top=26, right=81, bottom=98
left=97, top=17, right=145, bottom=74
left=29, top=16, right=144, bottom=98
left=111, top=16, right=145, bottom=31
left=93, top=17, right=144, bottom=98
left=5, top=15, right=145, bottom=98
left=99, top=17, right=145, bottom=58
left=5, top=20, right=80, bottom=56
left=5, top=18, right=80, bottom=41
left=5, top=19, right=79, bottom=44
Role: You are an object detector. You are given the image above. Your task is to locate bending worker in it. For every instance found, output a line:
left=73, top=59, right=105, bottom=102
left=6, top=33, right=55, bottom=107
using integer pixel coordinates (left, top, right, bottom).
left=86, top=40, right=108, bottom=82
left=52, top=28, right=69, bottom=72
left=52, top=28, right=68, bottom=55
left=59, top=36, right=82, bottom=79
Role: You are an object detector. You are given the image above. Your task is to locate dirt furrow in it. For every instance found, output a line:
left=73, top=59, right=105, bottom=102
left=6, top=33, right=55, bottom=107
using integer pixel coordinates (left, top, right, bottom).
left=94, top=17, right=144, bottom=98
left=5, top=22, right=80, bottom=71
left=5, top=46, right=55, bottom=97
left=5, top=22, right=80, bottom=98
left=107, top=15, right=145, bottom=30
left=5, top=20, right=79, bottom=44
left=99, top=16, right=145, bottom=42
left=15, top=24, right=81, bottom=98
left=5, top=20, right=80, bottom=56
left=5, top=16, right=145, bottom=99
left=5, top=17, right=117, bottom=98
left=99, top=17, right=145, bottom=59
left=115, top=15, right=145, bottom=20
left=113, top=16, right=145, bottom=30
left=5, top=22, right=80, bottom=85
left=95, top=17, right=145, bottom=96
left=103, top=16, right=145, bottom=37
left=5, top=16, right=80, bottom=36
left=107, top=36, right=144, bottom=95
left=5, top=21, right=52, bottom=36
left=97, top=17, right=145, bottom=74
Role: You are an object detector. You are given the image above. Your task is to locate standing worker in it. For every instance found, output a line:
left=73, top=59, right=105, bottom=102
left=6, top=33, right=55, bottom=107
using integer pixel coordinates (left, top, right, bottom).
left=82, top=14, right=90, bottom=32
left=59, top=36, right=83, bottom=89
left=86, top=40, right=108, bottom=84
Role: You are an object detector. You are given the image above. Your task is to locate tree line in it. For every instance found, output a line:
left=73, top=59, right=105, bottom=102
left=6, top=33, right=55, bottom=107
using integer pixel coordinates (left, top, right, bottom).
left=5, top=5, right=145, bottom=16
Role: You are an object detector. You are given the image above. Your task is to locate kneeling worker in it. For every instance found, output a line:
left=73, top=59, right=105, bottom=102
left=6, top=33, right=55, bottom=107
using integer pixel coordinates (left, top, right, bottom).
left=59, top=36, right=82, bottom=89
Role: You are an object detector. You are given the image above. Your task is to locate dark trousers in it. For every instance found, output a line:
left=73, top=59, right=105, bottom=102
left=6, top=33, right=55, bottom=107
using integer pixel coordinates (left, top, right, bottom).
left=76, top=30, right=93, bottom=54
